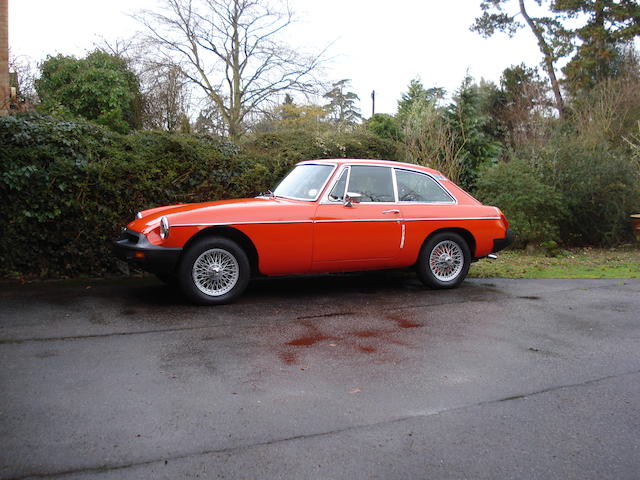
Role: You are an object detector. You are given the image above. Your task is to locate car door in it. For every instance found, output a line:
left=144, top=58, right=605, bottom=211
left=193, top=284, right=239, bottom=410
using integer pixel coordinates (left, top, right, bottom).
left=312, top=165, right=403, bottom=268
left=393, top=167, right=458, bottom=253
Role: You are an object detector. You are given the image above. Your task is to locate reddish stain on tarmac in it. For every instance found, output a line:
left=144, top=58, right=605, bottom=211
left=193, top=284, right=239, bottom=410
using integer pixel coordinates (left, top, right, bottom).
left=278, top=314, right=422, bottom=364
left=353, top=329, right=384, bottom=338
left=286, top=320, right=333, bottom=347
left=279, top=351, right=298, bottom=365
left=398, top=319, right=421, bottom=328
left=387, top=313, right=422, bottom=329
left=286, top=335, right=331, bottom=346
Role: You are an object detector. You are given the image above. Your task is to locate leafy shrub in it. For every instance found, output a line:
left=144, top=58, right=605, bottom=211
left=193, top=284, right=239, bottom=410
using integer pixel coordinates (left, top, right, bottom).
left=475, top=156, right=566, bottom=246
left=36, top=51, right=143, bottom=133
left=476, top=137, right=640, bottom=248
left=366, top=114, right=401, bottom=140
left=243, top=129, right=400, bottom=162
left=542, top=138, right=640, bottom=245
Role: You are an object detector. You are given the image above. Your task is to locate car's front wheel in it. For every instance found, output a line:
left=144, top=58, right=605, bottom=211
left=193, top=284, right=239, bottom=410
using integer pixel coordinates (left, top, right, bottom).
left=178, top=237, right=250, bottom=305
left=417, top=232, right=471, bottom=289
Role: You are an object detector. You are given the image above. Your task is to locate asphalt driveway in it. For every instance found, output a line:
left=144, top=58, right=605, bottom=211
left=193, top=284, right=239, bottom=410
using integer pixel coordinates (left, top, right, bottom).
left=1, top=274, right=639, bottom=479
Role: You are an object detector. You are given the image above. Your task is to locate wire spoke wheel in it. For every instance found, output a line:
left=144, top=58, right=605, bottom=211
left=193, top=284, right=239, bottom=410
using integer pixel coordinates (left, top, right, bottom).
left=192, top=248, right=240, bottom=297
left=428, top=240, right=464, bottom=282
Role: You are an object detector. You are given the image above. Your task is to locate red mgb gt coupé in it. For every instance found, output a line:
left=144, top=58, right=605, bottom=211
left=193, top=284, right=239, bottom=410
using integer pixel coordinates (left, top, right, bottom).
left=114, top=159, right=513, bottom=304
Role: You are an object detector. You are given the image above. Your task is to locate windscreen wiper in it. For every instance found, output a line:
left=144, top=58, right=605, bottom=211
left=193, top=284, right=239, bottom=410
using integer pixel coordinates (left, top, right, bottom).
left=257, top=190, right=275, bottom=198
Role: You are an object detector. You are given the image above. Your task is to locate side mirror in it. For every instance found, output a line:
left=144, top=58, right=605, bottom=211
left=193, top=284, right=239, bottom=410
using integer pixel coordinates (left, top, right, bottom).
left=344, top=192, right=362, bottom=207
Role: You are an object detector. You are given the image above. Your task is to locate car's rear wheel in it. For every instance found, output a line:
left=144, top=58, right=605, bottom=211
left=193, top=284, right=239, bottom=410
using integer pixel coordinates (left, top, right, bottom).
left=178, top=236, right=250, bottom=305
left=417, top=232, right=470, bottom=289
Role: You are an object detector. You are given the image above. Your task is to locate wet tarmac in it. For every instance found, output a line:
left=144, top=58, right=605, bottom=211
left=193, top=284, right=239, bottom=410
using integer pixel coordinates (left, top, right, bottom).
left=1, top=274, right=639, bottom=479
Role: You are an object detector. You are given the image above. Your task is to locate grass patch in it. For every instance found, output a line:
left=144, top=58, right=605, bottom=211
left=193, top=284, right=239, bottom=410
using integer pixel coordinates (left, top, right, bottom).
left=470, top=247, right=640, bottom=279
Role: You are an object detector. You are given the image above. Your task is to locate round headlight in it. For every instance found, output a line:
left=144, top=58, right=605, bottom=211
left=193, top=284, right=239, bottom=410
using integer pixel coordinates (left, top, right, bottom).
left=160, top=216, right=170, bottom=239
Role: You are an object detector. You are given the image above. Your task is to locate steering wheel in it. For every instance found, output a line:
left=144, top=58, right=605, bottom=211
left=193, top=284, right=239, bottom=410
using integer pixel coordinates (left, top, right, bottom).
left=400, top=188, right=422, bottom=202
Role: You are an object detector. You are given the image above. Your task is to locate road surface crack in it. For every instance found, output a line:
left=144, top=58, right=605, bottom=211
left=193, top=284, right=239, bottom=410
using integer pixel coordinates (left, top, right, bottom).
left=4, top=367, right=639, bottom=480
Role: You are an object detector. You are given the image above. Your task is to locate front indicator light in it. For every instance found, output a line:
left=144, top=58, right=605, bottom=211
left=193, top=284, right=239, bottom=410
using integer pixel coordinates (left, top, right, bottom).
left=160, top=216, right=170, bottom=239
left=134, top=251, right=145, bottom=259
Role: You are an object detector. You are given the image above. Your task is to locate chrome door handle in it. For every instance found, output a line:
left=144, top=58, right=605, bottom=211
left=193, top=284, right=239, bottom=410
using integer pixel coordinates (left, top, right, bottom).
left=382, top=209, right=400, bottom=214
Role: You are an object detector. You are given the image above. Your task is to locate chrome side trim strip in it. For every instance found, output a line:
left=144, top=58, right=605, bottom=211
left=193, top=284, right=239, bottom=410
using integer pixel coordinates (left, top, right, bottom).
left=172, top=216, right=500, bottom=228
left=314, top=218, right=400, bottom=223
left=172, top=220, right=314, bottom=227
left=404, top=217, right=501, bottom=221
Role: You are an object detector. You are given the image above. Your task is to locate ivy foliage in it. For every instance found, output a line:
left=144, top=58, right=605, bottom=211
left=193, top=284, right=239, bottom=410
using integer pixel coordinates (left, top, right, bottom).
left=0, top=114, right=398, bottom=278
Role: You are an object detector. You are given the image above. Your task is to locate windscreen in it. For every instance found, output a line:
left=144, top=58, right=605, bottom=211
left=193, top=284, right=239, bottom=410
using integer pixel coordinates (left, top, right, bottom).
left=273, top=164, right=335, bottom=201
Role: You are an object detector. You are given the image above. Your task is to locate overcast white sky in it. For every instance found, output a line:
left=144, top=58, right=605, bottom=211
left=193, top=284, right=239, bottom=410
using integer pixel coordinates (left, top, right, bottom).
left=9, top=0, right=550, bottom=115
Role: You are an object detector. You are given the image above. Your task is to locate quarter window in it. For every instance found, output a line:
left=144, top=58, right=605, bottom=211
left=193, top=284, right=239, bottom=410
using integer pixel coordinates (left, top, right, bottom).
left=347, top=166, right=395, bottom=202
left=395, top=169, right=453, bottom=203
left=328, top=168, right=348, bottom=202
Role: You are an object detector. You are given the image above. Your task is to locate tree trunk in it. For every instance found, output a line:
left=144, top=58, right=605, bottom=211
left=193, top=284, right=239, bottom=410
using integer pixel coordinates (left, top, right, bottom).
left=594, top=0, right=606, bottom=82
left=228, top=1, right=242, bottom=141
left=519, top=0, right=566, bottom=118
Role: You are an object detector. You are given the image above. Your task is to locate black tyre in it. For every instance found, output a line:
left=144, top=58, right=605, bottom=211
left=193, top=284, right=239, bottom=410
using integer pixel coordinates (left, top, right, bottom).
left=178, top=236, right=250, bottom=305
left=417, top=232, right=471, bottom=289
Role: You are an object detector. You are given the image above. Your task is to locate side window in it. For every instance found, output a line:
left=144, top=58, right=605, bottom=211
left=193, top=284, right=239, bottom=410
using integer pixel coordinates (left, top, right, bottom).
left=395, top=169, right=453, bottom=203
left=347, top=166, right=395, bottom=202
left=328, top=168, right=348, bottom=202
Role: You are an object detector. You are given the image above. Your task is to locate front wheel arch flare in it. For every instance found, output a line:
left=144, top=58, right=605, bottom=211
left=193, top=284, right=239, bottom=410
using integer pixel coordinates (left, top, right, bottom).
left=181, top=226, right=259, bottom=276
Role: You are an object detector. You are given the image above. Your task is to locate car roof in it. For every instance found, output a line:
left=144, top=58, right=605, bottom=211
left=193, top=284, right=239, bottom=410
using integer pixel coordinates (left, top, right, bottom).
left=297, top=158, right=443, bottom=177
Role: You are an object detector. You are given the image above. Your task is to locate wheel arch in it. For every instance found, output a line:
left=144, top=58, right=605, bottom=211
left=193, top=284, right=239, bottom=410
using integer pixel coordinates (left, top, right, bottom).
left=181, top=226, right=260, bottom=275
left=420, top=227, right=477, bottom=260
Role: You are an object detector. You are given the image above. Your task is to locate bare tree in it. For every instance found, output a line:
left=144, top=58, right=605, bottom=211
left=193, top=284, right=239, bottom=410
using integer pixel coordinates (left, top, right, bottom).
left=471, top=0, right=573, bottom=117
left=403, top=100, right=464, bottom=184
left=573, top=73, right=640, bottom=147
left=97, top=36, right=192, bottom=131
left=193, top=105, right=227, bottom=135
left=137, top=0, right=325, bottom=140
left=8, top=51, right=39, bottom=108
left=494, top=64, right=554, bottom=151
left=143, top=63, right=192, bottom=131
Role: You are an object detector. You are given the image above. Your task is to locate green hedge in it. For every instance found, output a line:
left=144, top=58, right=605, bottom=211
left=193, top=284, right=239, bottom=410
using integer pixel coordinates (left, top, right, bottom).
left=0, top=114, right=399, bottom=277
left=4, top=113, right=635, bottom=279
left=475, top=157, right=567, bottom=246
left=543, top=138, right=640, bottom=246
left=475, top=143, right=640, bottom=247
